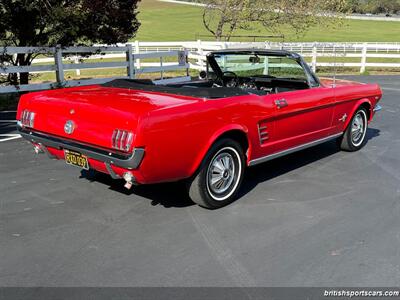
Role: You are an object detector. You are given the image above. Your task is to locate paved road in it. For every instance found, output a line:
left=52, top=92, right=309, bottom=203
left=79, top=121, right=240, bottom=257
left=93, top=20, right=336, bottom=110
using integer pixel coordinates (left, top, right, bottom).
left=0, top=76, right=399, bottom=287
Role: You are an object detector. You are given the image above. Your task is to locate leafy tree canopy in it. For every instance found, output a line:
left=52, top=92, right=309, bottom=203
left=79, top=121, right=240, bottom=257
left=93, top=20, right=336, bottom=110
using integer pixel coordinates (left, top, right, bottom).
left=346, top=0, right=400, bottom=14
left=0, top=0, right=141, bottom=84
left=0, top=0, right=141, bottom=46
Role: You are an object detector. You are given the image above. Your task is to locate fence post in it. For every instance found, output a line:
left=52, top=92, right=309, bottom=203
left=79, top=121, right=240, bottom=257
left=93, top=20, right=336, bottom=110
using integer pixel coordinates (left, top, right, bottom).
left=197, top=39, right=204, bottom=70
left=74, top=56, right=80, bottom=76
left=54, top=45, right=64, bottom=85
left=360, top=43, right=367, bottom=74
left=312, top=43, right=317, bottom=73
left=263, top=56, right=269, bottom=75
left=160, top=56, right=163, bottom=80
left=135, top=40, right=141, bottom=69
left=126, top=44, right=134, bottom=79
left=185, top=49, right=189, bottom=77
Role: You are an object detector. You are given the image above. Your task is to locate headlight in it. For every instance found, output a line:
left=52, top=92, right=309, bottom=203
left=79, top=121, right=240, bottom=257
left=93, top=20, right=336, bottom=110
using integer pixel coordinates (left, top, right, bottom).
left=21, top=110, right=35, bottom=128
left=111, top=129, right=134, bottom=152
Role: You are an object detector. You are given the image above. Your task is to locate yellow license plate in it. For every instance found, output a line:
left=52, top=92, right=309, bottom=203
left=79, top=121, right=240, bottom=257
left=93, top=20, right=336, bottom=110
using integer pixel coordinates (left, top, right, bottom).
left=64, top=149, right=89, bottom=170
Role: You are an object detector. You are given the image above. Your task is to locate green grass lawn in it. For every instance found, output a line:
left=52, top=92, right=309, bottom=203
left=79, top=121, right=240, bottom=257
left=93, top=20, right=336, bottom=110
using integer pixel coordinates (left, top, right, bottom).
left=135, top=0, right=400, bottom=42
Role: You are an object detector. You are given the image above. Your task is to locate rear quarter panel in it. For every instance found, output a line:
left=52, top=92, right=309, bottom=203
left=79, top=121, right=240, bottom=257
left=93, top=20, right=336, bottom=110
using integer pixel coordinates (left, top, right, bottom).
left=135, top=94, right=270, bottom=183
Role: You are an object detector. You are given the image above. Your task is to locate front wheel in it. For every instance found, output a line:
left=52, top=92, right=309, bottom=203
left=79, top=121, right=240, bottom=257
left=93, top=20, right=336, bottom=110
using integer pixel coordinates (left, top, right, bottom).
left=187, top=138, right=245, bottom=209
left=338, top=107, right=368, bottom=152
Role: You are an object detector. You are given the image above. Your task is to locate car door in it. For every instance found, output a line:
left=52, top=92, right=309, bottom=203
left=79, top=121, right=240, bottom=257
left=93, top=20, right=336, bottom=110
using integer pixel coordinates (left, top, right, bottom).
left=270, top=86, right=336, bottom=154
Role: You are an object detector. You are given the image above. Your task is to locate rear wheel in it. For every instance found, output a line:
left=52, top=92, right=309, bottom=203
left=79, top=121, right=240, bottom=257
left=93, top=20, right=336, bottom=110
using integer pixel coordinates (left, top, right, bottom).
left=339, top=107, right=368, bottom=152
left=187, top=138, right=245, bottom=209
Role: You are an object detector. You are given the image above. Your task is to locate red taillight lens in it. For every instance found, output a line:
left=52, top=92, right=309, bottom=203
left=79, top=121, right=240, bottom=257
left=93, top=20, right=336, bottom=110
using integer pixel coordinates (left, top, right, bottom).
left=112, top=129, right=134, bottom=152
left=21, top=110, right=35, bottom=128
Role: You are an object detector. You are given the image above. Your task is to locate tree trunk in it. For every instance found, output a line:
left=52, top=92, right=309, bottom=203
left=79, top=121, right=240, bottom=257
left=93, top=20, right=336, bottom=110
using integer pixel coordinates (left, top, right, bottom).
left=215, top=19, right=225, bottom=41
left=16, top=53, right=30, bottom=85
left=7, top=73, right=18, bottom=85
left=20, top=72, right=29, bottom=85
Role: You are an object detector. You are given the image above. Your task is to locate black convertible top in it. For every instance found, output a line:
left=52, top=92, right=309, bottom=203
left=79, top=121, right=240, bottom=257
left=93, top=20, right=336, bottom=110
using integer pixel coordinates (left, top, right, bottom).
left=102, top=79, right=250, bottom=99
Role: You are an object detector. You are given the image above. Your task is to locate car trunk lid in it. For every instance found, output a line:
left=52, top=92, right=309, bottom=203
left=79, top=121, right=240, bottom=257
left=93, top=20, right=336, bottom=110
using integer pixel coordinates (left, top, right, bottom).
left=18, top=85, right=198, bottom=151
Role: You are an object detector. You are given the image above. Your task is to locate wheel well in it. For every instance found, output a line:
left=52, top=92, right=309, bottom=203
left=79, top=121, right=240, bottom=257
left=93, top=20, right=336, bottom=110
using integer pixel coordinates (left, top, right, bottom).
left=359, top=102, right=371, bottom=120
left=216, top=130, right=249, bottom=154
left=190, top=129, right=250, bottom=179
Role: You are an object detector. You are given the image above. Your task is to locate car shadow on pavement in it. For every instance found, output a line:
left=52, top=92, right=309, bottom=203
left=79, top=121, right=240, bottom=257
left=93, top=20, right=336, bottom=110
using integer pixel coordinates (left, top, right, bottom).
left=239, top=127, right=380, bottom=198
left=80, top=169, right=195, bottom=208
left=80, top=128, right=380, bottom=208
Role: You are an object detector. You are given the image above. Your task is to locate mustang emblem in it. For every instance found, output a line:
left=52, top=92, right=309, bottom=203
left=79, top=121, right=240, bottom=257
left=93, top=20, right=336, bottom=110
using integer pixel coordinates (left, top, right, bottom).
left=339, top=113, right=348, bottom=123
left=64, top=120, right=75, bottom=134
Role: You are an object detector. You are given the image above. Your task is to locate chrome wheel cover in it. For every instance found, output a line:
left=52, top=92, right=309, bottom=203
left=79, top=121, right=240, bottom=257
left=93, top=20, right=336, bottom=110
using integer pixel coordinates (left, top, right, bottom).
left=351, top=110, right=367, bottom=147
left=206, top=147, right=241, bottom=201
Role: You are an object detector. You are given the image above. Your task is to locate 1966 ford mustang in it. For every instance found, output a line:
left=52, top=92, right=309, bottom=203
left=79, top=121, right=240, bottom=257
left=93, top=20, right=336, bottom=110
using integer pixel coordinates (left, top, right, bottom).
left=17, top=49, right=382, bottom=208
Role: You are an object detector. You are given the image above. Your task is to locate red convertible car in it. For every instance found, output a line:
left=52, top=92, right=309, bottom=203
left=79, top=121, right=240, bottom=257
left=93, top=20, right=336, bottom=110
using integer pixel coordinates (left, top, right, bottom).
left=17, top=49, right=382, bottom=208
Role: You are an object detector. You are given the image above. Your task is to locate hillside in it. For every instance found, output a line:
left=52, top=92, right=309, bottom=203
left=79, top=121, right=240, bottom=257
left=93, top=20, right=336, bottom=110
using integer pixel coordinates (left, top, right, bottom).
left=135, top=0, right=400, bottom=42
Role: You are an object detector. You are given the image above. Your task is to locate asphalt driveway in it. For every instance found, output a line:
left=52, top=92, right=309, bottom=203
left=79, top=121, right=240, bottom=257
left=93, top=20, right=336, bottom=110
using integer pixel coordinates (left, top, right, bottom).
left=0, top=76, right=399, bottom=287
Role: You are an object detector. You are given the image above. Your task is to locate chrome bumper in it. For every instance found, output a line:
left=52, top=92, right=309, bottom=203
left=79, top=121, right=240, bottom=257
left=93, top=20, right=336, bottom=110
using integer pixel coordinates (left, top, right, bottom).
left=373, top=104, right=382, bottom=112
left=17, top=125, right=145, bottom=170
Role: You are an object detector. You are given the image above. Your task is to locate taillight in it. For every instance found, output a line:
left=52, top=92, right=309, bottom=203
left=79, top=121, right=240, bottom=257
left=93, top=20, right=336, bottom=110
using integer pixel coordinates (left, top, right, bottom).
left=111, top=129, right=134, bottom=152
left=21, top=110, right=35, bottom=128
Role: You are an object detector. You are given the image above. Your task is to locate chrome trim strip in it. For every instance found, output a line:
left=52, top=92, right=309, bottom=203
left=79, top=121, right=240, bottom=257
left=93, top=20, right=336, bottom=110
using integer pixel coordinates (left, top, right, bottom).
left=248, top=133, right=343, bottom=167
left=18, top=125, right=145, bottom=170
left=373, top=104, right=382, bottom=112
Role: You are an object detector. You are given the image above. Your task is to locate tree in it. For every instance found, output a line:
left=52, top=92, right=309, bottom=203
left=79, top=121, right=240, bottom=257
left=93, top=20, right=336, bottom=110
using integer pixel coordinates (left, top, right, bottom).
left=366, top=0, right=400, bottom=14
left=345, top=0, right=364, bottom=13
left=202, top=0, right=252, bottom=41
left=202, top=0, right=348, bottom=41
left=0, top=0, right=141, bottom=85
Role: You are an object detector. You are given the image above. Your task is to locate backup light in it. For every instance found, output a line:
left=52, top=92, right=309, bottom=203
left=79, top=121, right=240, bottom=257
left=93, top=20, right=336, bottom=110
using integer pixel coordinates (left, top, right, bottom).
left=111, top=129, right=134, bottom=151
left=21, top=110, right=35, bottom=128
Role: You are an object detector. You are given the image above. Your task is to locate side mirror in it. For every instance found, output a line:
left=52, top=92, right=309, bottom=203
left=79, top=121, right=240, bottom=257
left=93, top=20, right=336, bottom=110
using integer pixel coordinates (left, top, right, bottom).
left=199, top=70, right=207, bottom=80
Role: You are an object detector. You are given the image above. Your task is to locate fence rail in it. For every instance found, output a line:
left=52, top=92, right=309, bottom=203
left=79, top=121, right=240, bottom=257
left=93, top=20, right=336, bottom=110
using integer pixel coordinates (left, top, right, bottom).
left=116, top=40, right=400, bottom=74
left=182, top=41, right=400, bottom=73
left=0, top=45, right=189, bottom=94
left=2, top=41, right=400, bottom=94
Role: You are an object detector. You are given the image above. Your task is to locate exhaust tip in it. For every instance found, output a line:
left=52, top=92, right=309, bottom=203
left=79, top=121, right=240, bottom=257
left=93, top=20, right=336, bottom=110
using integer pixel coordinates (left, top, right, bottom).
left=33, top=143, right=44, bottom=154
left=123, top=172, right=135, bottom=190
left=124, top=181, right=133, bottom=190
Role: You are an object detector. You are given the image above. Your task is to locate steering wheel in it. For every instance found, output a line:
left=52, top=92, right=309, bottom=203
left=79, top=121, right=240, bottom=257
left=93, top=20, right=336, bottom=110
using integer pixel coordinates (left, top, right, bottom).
left=222, top=71, right=239, bottom=87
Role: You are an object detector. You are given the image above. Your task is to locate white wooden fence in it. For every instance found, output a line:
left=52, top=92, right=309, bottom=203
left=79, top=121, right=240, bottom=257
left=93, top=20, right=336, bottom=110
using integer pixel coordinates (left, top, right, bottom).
left=2, top=40, right=400, bottom=94
left=97, top=40, right=400, bottom=73
left=181, top=41, right=400, bottom=73
left=268, top=42, right=400, bottom=73
left=0, top=45, right=189, bottom=94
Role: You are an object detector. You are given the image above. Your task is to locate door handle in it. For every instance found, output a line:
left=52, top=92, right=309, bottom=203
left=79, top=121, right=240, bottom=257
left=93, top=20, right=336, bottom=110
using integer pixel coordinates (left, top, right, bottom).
left=275, top=98, right=288, bottom=109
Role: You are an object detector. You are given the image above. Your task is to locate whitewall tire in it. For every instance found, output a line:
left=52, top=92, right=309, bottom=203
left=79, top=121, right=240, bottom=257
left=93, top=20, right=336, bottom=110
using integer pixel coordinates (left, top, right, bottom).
left=187, top=138, right=245, bottom=209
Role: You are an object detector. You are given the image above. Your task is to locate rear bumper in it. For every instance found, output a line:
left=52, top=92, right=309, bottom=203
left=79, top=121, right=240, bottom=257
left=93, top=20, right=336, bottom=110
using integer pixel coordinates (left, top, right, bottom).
left=17, top=124, right=145, bottom=171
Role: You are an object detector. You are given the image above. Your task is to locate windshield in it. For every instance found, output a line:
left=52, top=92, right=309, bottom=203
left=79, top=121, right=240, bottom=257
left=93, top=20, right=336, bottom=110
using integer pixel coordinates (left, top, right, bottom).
left=213, top=53, right=308, bottom=80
